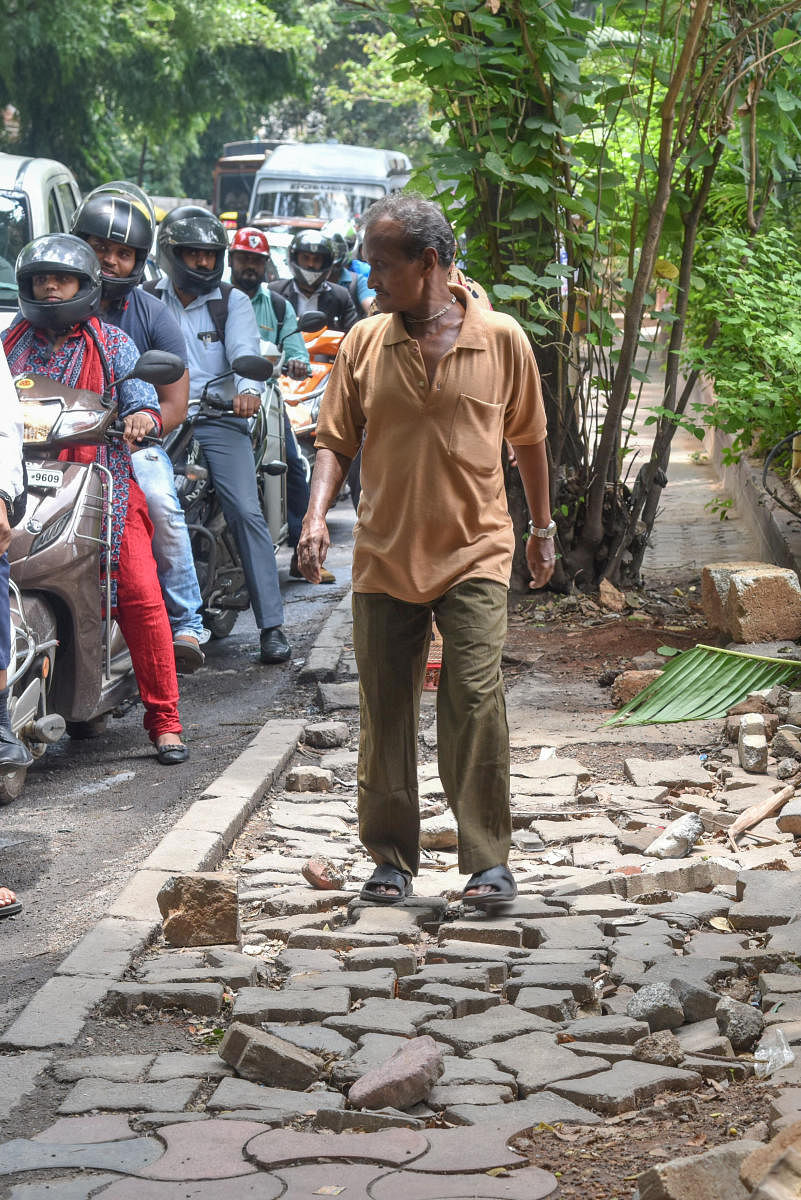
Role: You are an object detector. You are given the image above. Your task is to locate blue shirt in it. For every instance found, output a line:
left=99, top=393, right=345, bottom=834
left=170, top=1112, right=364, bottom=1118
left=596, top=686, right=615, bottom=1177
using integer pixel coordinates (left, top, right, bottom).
left=250, top=285, right=309, bottom=364
left=106, top=287, right=188, bottom=361
left=151, top=275, right=262, bottom=410
left=338, top=266, right=374, bottom=306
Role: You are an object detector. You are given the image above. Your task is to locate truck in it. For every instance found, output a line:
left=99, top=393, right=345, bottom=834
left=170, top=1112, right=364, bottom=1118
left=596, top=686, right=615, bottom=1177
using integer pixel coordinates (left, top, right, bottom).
left=212, top=140, right=285, bottom=217
left=247, top=143, right=412, bottom=230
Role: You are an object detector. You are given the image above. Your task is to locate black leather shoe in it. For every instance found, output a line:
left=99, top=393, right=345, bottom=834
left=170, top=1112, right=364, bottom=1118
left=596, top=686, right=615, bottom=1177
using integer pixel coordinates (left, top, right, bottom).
left=260, top=626, right=291, bottom=664
left=0, top=727, right=33, bottom=768
left=156, top=741, right=189, bottom=765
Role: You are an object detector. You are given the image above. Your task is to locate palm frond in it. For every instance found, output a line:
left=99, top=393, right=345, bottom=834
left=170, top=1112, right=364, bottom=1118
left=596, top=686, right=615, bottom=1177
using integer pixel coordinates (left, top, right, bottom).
left=605, top=644, right=801, bottom=727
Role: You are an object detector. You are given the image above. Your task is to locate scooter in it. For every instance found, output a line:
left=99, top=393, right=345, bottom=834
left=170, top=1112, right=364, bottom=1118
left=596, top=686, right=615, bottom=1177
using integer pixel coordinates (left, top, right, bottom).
left=165, top=354, right=283, bottom=640
left=3, top=350, right=184, bottom=804
left=279, top=323, right=344, bottom=470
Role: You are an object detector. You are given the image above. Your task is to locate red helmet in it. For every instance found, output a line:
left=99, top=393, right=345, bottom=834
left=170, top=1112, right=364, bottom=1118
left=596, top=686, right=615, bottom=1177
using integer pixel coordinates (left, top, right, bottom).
left=230, top=226, right=271, bottom=257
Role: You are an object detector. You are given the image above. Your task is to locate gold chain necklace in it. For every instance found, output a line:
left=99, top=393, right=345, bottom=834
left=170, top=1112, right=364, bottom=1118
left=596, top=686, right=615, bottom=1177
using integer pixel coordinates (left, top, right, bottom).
left=404, top=295, right=457, bottom=324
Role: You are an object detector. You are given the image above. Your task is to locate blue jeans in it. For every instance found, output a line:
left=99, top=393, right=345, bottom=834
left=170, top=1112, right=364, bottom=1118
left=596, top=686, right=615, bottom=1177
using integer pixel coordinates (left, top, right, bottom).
left=193, top=416, right=284, bottom=631
left=283, top=409, right=309, bottom=550
left=131, top=446, right=205, bottom=641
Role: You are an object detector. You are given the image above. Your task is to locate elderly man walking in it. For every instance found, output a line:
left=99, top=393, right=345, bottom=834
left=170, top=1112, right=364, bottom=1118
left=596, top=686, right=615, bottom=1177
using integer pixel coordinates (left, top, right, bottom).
left=297, top=193, right=555, bottom=908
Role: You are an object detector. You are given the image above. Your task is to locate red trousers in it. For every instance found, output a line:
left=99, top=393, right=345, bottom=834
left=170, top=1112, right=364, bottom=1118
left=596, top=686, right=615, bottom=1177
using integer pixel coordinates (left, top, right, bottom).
left=115, top=481, right=182, bottom=742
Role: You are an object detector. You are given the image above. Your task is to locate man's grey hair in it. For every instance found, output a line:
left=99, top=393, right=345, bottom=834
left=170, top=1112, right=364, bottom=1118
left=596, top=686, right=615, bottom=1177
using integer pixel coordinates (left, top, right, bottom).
left=363, top=192, right=456, bottom=268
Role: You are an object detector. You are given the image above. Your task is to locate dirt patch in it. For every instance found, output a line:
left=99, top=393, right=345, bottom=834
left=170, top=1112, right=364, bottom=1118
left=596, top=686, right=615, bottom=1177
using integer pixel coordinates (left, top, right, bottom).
left=518, top=1078, right=778, bottom=1198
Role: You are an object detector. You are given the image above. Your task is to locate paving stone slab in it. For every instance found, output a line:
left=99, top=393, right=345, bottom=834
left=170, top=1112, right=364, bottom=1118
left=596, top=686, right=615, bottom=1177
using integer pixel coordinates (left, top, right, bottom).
left=551, top=1059, right=703, bottom=1114
left=138, top=965, right=258, bottom=989
left=330, top=1033, right=417, bottom=1086
left=625, top=756, right=714, bottom=789
left=477, top=1034, right=610, bottom=1096
left=147, top=1052, right=232, bottom=1081
left=58, top=1079, right=201, bottom=1115
left=370, top=1163, right=559, bottom=1198
left=245, top=911, right=347, bottom=939
left=422, top=1006, right=554, bottom=1055
left=206, top=1078, right=345, bottom=1116
left=637, top=1138, right=761, bottom=1200
left=439, top=1057, right=517, bottom=1089
left=93, top=1178, right=284, bottom=1199
left=232, top=985, right=350, bottom=1025
left=429, top=942, right=532, bottom=966
left=563, top=1016, right=649, bottom=1044
left=400, top=965, right=505, bottom=993
left=402, top=1122, right=538, bottom=1175
left=520, top=916, right=606, bottom=951
left=286, top=929, right=399, bottom=951
left=246, top=1127, right=429, bottom=1169
left=413, top=984, right=502, bottom=1017
left=0, top=1051, right=53, bottom=1120
left=442, top=1090, right=601, bottom=1129
left=0, top=1136, right=162, bottom=1177
left=512, top=987, right=577, bottom=1021
left=506, top=965, right=598, bottom=1004
left=343, top=946, right=418, bottom=975
left=54, top=1054, right=155, bottom=1083
left=314, top=1108, right=426, bottom=1133
left=7, top=1176, right=117, bottom=1200
left=440, top=920, right=524, bottom=948
left=30, top=1115, right=137, bottom=1144
left=219, top=1023, right=323, bottom=1090
left=568, top=1041, right=638, bottom=1063
left=260, top=1022, right=355, bottom=1059
left=104, top=982, right=223, bottom=1016
left=140, top=1118, right=266, bottom=1179
left=324, top=999, right=452, bottom=1041
left=728, top=870, right=801, bottom=930
left=430, top=1082, right=517, bottom=1109
left=0, top=977, right=111, bottom=1049
left=281, top=968, right=396, bottom=1000
left=131, top=1113, right=210, bottom=1129
left=55, top=918, right=155, bottom=979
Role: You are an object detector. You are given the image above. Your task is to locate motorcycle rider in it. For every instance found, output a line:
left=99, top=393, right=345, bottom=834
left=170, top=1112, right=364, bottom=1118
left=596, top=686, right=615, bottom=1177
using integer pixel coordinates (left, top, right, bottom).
left=270, top=230, right=359, bottom=334
left=3, top=236, right=187, bottom=763
left=322, top=219, right=374, bottom=317
left=70, top=182, right=207, bottom=674
left=148, top=206, right=291, bottom=664
left=228, top=226, right=334, bottom=585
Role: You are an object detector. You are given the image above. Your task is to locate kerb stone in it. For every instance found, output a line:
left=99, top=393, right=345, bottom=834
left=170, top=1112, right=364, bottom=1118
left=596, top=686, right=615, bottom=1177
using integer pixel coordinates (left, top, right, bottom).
left=0, top=977, right=110, bottom=1049
left=58, top=1079, right=200, bottom=1114
left=105, top=982, right=223, bottom=1016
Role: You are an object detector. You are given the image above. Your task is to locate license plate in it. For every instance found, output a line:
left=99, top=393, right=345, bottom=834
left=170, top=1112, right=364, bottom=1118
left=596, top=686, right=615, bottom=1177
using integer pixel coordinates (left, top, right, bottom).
left=27, top=466, right=63, bottom=491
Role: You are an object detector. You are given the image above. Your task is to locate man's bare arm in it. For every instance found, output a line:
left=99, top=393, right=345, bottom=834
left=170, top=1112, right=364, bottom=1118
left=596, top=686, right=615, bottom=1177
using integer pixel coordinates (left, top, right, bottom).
left=155, top=371, right=190, bottom=435
left=297, top=447, right=352, bottom=583
left=511, top=439, right=555, bottom=590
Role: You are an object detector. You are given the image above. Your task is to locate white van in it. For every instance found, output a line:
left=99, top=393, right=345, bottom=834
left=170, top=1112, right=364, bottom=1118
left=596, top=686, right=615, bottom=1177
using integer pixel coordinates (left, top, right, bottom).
left=0, top=153, right=82, bottom=327
left=248, top=143, right=411, bottom=227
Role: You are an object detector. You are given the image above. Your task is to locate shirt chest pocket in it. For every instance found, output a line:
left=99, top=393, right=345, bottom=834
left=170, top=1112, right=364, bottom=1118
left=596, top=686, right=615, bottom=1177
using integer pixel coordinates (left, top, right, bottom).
left=447, top=392, right=504, bottom=475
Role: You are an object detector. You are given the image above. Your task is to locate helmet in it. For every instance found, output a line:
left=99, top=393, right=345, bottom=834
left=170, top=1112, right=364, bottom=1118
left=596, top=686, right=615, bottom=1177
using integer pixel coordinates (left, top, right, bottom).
left=289, top=229, right=334, bottom=293
left=230, top=226, right=271, bottom=259
left=156, top=205, right=227, bottom=295
left=16, top=234, right=102, bottom=332
left=71, top=180, right=156, bottom=301
left=322, top=219, right=357, bottom=269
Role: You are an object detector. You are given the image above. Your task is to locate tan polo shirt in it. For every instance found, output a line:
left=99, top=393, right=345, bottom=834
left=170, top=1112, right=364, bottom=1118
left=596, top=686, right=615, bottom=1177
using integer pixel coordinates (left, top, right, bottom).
left=315, top=284, right=547, bottom=604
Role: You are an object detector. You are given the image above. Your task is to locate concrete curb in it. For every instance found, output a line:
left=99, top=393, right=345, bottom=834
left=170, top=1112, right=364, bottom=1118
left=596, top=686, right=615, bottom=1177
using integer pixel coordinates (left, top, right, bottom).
left=0, top=717, right=304, bottom=1053
left=700, top=378, right=801, bottom=577
left=298, top=590, right=353, bottom=683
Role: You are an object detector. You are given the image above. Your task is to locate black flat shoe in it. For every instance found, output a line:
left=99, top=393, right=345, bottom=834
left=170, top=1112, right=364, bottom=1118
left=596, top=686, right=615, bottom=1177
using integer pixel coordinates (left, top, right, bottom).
left=156, top=742, right=189, bottom=765
left=260, top=626, right=291, bottom=664
left=0, top=726, right=33, bottom=769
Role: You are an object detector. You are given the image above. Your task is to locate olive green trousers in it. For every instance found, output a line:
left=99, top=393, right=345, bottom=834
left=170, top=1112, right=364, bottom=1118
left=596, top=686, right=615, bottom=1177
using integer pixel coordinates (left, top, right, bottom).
left=352, top=579, right=511, bottom=877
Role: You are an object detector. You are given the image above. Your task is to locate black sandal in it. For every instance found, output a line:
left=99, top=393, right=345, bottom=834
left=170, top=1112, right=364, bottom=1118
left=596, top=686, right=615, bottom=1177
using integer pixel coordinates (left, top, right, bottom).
left=359, top=863, right=413, bottom=906
left=156, top=742, right=189, bottom=765
left=461, top=864, right=517, bottom=912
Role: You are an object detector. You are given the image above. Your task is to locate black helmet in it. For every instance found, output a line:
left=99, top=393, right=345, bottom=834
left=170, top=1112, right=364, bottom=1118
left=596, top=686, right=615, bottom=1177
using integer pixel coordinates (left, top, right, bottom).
left=71, top=181, right=156, bottom=302
left=289, top=230, right=334, bottom=293
left=16, top=235, right=102, bottom=332
left=157, top=205, right=227, bottom=295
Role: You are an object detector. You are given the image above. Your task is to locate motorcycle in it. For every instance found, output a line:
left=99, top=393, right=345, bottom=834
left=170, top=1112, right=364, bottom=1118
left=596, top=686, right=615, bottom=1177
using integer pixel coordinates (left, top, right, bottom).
left=279, top=322, right=344, bottom=471
left=165, top=353, right=285, bottom=640
left=3, top=350, right=184, bottom=804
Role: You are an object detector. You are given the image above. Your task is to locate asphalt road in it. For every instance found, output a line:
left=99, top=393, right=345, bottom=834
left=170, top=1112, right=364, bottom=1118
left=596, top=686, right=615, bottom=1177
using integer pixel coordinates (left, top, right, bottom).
left=0, top=501, right=355, bottom=1034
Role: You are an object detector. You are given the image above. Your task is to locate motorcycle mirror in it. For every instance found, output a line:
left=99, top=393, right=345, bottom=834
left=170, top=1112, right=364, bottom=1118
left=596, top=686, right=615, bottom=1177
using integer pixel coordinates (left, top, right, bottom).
left=231, top=354, right=273, bottom=382
left=298, top=311, right=326, bottom=333
left=131, top=351, right=186, bottom=386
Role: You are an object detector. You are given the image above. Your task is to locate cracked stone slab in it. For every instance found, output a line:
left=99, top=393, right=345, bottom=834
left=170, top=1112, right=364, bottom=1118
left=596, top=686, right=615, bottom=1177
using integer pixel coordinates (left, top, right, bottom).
left=324, top=999, right=451, bottom=1041
left=139, top=1119, right=266, bottom=1179
left=0, top=1051, right=52, bottom=1120
left=624, top=756, right=714, bottom=789
left=506, top=964, right=599, bottom=1004
left=439, top=1057, right=517, bottom=1089
left=551, top=1059, right=702, bottom=1114
left=422, top=1006, right=554, bottom=1055
left=370, top=1163, right=559, bottom=1198
left=429, top=1083, right=516, bottom=1108
left=412, top=984, right=502, bottom=1017
left=0, top=1136, right=162, bottom=1177
left=53, top=1054, right=155, bottom=1084
left=91, top=1178, right=284, bottom=1199
left=476, top=1034, right=610, bottom=1097
left=206, top=1077, right=345, bottom=1116
left=233, top=986, right=351, bottom=1025
left=246, top=1127, right=429, bottom=1169
left=58, top=1079, right=201, bottom=1115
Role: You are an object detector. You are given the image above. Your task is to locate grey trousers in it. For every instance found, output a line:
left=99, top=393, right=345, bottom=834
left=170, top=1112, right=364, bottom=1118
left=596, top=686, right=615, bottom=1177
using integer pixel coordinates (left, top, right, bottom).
left=194, top=416, right=284, bottom=630
left=353, top=579, right=511, bottom=877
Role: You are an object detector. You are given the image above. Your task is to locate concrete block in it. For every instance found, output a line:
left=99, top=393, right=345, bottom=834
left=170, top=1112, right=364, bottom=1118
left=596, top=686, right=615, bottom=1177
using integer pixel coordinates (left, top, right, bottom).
left=726, top=567, right=801, bottom=643
left=219, top=1022, right=323, bottom=1089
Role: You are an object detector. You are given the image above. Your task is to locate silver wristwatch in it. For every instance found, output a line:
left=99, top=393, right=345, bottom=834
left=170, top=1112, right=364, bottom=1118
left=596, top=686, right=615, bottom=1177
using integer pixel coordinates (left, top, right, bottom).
left=528, top=519, right=557, bottom=539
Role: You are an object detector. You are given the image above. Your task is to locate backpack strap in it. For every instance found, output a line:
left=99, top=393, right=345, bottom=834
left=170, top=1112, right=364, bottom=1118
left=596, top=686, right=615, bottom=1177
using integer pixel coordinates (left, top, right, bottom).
left=270, top=290, right=286, bottom=326
left=140, top=280, right=160, bottom=297
left=206, top=281, right=233, bottom=345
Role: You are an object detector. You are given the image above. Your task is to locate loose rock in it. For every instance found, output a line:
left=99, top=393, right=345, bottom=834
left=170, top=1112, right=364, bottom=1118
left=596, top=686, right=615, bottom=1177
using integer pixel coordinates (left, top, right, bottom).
left=348, top=1035, right=444, bottom=1110
left=303, top=720, right=349, bottom=748
left=219, top=1022, right=323, bottom=1089
left=626, top=984, right=684, bottom=1031
left=716, top=995, right=764, bottom=1052
left=632, top=1030, right=684, bottom=1067
left=644, top=813, right=704, bottom=860
left=157, top=873, right=239, bottom=948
